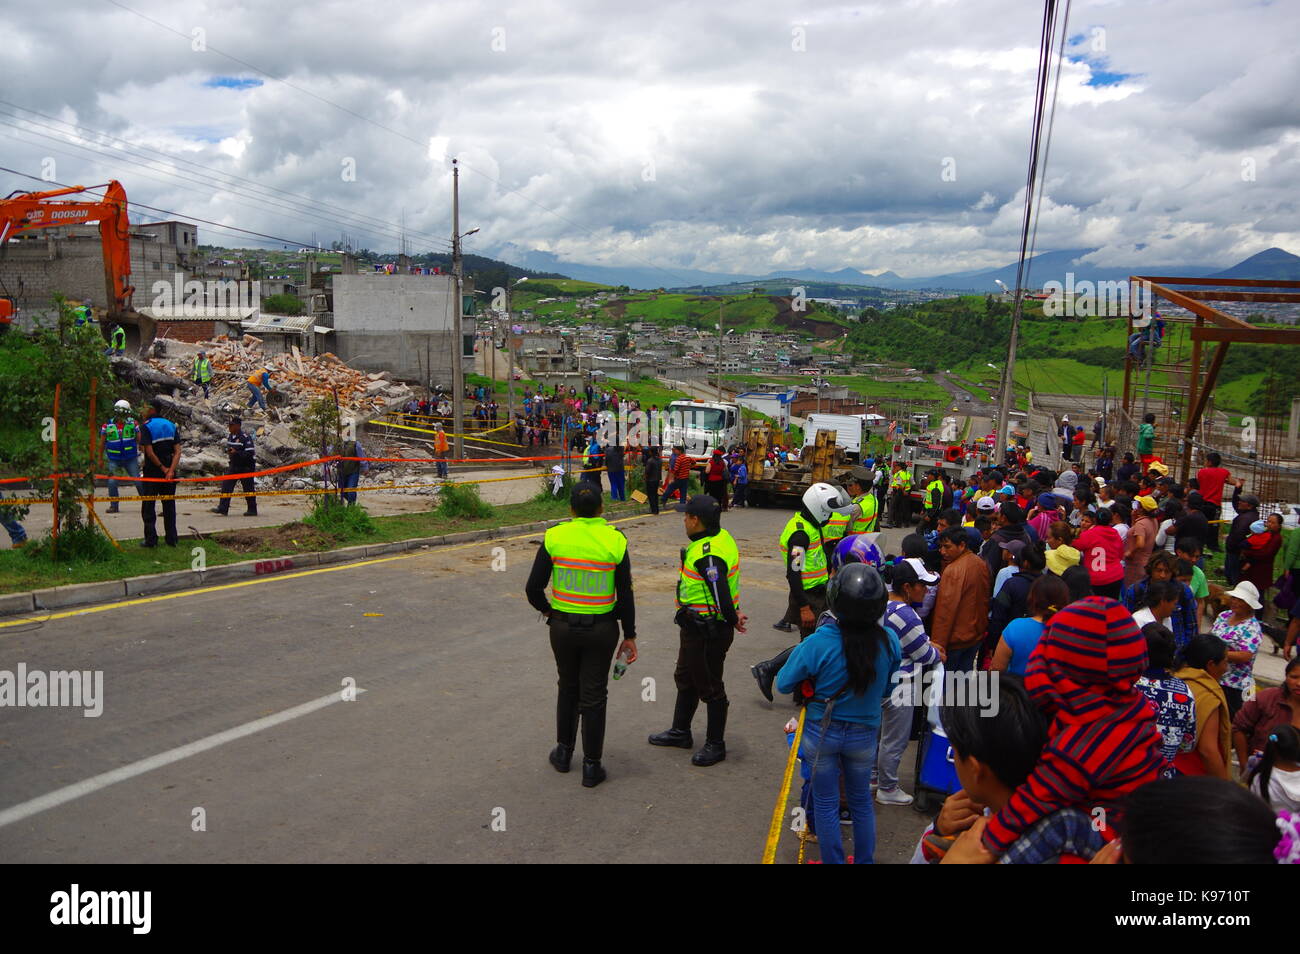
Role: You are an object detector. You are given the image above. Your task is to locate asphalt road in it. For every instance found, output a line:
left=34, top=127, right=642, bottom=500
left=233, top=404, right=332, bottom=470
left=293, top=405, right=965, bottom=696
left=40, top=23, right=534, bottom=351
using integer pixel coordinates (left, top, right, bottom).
left=0, top=506, right=933, bottom=864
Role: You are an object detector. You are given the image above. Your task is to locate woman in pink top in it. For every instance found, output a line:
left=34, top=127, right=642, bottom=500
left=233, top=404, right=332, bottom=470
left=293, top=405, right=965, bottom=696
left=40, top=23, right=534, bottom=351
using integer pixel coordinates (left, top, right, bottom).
left=1076, top=509, right=1125, bottom=599
left=1125, top=496, right=1160, bottom=588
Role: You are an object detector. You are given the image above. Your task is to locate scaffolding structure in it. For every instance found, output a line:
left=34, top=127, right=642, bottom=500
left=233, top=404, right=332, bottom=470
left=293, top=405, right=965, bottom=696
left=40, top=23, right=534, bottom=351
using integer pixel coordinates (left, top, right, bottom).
left=1121, top=276, right=1300, bottom=507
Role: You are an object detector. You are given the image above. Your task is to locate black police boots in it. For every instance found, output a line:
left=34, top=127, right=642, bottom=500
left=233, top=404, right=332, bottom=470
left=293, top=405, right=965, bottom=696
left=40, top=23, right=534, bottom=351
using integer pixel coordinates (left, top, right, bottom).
left=582, top=758, right=607, bottom=787
left=692, top=700, right=729, bottom=766
left=580, top=704, right=608, bottom=788
left=549, top=744, right=574, bottom=773
left=751, top=646, right=794, bottom=702
left=648, top=692, right=698, bottom=748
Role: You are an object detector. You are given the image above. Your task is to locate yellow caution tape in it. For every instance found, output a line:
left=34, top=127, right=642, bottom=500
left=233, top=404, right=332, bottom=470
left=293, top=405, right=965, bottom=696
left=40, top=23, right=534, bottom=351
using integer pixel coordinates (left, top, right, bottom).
left=761, top=707, right=806, bottom=864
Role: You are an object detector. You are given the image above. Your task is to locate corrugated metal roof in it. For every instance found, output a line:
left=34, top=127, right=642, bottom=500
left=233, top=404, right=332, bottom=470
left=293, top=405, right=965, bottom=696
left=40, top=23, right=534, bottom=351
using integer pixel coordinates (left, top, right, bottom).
left=241, top=313, right=316, bottom=333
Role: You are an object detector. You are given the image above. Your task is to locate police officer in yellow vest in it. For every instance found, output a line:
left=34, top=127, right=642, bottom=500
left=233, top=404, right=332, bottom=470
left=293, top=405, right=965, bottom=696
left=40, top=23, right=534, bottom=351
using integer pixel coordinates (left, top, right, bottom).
left=924, top=469, right=946, bottom=517
left=525, top=481, right=637, bottom=788
left=824, top=466, right=880, bottom=544
left=648, top=495, right=747, bottom=766
left=887, top=460, right=913, bottom=528
left=750, top=482, right=854, bottom=700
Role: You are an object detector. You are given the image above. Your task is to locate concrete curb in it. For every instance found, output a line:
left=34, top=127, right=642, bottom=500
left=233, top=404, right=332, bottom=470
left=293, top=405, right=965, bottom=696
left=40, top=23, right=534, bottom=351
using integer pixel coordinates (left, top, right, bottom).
left=2, top=509, right=652, bottom=619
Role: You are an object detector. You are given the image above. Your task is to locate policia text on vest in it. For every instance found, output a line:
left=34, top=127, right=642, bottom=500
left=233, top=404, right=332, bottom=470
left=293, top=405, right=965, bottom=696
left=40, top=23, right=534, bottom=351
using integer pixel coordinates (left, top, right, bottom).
left=525, top=482, right=637, bottom=789
left=647, top=494, right=747, bottom=767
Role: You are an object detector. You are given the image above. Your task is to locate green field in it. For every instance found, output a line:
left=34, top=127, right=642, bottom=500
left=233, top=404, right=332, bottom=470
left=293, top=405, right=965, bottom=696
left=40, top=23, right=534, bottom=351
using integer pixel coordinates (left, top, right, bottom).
left=722, top=373, right=946, bottom=403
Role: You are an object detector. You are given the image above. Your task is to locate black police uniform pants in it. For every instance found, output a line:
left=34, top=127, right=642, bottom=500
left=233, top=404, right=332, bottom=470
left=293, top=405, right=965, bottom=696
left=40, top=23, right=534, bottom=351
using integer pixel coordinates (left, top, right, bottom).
left=141, top=469, right=178, bottom=546
left=549, top=611, right=620, bottom=759
left=216, top=465, right=256, bottom=515
left=646, top=480, right=660, bottom=514
left=673, top=623, right=734, bottom=704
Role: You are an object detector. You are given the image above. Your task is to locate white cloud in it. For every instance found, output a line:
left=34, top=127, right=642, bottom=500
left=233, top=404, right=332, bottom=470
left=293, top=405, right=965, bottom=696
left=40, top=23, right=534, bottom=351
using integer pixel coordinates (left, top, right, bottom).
left=0, top=0, right=1294, bottom=279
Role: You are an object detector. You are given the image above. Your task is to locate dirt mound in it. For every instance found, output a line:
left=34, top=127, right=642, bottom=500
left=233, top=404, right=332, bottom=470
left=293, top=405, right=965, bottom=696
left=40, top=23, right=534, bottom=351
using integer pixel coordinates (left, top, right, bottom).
left=211, top=521, right=335, bottom=553
left=769, top=296, right=844, bottom=338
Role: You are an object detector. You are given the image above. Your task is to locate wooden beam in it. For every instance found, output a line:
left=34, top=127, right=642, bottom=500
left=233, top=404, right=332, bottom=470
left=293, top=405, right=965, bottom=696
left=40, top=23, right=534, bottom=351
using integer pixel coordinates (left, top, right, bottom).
left=1190, top=327, right=1300, bottom=345
left=1134, top=276, right=1300, bottom=290
left=1185, top=342, right=1230, bottom=439
left=1139, top=281, right=1254, bottom=330
left=1178, top=290, right=1300, bottom=303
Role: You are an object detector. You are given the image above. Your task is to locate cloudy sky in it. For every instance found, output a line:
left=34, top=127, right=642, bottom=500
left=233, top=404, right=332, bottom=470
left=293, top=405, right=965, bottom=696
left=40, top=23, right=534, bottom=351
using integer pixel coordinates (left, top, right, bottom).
left=3, top=0, right=1297, bottom=282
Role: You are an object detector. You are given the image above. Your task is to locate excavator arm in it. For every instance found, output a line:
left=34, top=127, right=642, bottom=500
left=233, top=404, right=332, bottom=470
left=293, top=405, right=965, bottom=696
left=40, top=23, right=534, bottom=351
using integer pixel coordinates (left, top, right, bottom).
left=0, top=180, right=134, bottom=325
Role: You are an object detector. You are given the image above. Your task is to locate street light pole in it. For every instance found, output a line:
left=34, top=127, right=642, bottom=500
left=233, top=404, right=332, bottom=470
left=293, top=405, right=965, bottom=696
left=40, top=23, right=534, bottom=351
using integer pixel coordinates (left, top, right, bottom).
left=451, top=159, right=465, bottom=461
left=716, top=299, right=724, bottom=402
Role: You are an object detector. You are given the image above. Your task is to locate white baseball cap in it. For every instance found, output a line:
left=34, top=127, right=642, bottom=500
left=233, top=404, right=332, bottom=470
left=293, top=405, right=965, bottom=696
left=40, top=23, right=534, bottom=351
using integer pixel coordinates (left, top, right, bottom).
left=903, top=557, right=939, bottom=584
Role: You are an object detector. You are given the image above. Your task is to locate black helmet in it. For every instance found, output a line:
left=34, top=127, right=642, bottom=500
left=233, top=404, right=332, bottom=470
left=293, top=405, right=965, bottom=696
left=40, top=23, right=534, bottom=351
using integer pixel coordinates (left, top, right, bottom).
left=827, top=563, right=887, bottom=627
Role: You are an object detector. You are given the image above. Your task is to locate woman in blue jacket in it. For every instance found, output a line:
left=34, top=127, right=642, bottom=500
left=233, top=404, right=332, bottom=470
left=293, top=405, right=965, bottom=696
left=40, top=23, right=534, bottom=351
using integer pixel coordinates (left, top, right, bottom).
left=776, top=564, right=901, bottom=863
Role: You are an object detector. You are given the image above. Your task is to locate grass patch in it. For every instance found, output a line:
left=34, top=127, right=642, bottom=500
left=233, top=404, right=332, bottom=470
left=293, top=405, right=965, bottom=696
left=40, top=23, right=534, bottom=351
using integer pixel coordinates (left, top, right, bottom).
left=437, top=482, right=495, bottom=519
left=302, top=497, right=377, bottom=540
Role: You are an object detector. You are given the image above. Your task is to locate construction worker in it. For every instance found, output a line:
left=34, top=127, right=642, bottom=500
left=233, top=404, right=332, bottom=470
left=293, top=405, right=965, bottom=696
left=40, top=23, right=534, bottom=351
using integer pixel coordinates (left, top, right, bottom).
left=100, top=399, right=141, bottom=514
left=525, top=481, right=638, bottom=788
left=138, top=397, right=181, bottom=548
left=73, top=300, right=92, bottom=326
left=246, top=364, right=273, bottom=411
left=433, top=423, right=449, bottom=478
left=210, top=417, right=257, bottom=516
left=648, top=494, right=747, bottom=766
left=750, top=482, right=854, bottom=701
left=192, top=351, right=213, bottom=398
left=105, top=323, right=126, bottom=356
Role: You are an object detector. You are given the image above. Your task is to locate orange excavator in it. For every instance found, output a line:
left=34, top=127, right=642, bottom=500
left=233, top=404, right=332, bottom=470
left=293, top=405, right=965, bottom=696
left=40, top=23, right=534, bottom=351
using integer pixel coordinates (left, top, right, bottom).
left=0, top=179, right=134, bottom=328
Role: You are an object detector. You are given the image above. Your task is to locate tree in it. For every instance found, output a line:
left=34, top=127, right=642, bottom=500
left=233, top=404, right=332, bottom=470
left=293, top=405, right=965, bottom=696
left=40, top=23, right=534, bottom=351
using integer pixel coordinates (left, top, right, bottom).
left=614, top=331, right=631, bottom=354
left=263, top=293, right=305, bottom=316
left=0, top=298, right=121, bottom=551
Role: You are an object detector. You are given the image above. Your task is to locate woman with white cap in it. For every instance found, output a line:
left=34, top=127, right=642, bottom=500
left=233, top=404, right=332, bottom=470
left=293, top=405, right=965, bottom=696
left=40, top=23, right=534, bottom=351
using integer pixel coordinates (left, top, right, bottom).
left=1212, top=581, right=1265, bottom=717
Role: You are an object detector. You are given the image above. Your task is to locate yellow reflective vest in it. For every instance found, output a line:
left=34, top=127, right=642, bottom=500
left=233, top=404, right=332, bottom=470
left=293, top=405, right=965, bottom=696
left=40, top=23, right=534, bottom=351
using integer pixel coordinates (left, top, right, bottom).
left=676, top=529, right=740, bottom=620
left=544, top=517, right=628, bottom=614
left=780, top=514, right=828, bottom=590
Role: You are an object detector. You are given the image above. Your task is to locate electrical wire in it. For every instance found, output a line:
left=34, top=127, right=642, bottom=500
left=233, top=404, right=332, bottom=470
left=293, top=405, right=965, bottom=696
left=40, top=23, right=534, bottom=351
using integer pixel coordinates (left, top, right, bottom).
left=0, top=100, right=456, bottom=251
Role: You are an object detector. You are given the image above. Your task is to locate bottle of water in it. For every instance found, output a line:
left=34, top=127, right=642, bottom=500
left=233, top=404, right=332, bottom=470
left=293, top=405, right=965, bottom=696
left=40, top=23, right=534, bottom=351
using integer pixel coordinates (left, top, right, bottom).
left=612, top=659, right=628, bottom=680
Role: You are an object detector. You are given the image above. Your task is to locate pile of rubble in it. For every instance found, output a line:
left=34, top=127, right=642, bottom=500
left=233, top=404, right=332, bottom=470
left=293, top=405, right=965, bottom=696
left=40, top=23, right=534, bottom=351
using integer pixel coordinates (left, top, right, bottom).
left=112, top=336, right=414, bottom=476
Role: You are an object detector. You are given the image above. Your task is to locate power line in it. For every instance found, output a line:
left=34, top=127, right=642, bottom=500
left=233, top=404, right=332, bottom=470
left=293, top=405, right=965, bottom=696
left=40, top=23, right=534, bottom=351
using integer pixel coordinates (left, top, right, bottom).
left=0, top=117, right=444, bottom=253
left=0, top=99, right=456, bottom=250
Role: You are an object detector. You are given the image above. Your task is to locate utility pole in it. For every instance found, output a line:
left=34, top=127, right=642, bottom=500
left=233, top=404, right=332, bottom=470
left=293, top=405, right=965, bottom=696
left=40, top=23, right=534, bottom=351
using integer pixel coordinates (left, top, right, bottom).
left=451, top=159, right=465, bottom=460
left=716, top=299, right=724, bottom=402
left=995, top=292, right=1023, bottom=465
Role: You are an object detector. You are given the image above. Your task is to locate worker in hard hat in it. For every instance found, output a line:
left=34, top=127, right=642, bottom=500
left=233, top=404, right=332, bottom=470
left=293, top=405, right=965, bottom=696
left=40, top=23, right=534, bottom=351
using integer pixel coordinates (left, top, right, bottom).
left=100, top=399, right=141, bottom=513
left=192, top=350, right=213, bottom=398
left=246, top=364, right=273, bottom=412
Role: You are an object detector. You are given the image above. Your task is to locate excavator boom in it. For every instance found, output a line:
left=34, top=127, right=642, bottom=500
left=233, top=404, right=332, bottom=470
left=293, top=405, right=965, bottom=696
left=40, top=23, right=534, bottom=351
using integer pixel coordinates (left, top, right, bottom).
left=0, top=180, right=134, bottom=325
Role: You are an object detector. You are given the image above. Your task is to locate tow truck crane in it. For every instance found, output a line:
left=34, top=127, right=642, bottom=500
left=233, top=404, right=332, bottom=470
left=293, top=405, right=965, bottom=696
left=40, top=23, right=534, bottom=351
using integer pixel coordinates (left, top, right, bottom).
left=0, top=180, right=134, bottom=329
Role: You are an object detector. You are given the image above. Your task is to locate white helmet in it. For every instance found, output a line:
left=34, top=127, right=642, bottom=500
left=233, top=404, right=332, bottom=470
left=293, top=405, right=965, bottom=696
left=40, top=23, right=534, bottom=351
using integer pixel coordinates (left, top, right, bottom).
left=113, top=399, right=131, bottom=412
left=802, top=481, right=853, bottom=525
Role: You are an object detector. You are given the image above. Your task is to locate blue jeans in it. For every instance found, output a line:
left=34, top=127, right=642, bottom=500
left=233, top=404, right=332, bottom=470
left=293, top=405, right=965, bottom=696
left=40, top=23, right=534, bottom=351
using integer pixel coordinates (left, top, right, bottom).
left=247, top=382, right=267, bottom=410
left=436, top=457, right=449, bottom=478
left=801, top=717, right=879, bottom=864
left=106, top=456, right=141, bottom=503
left=2, top=516, right=26, bottom=546
left=608, top=471, right=625, bottom=501
left=339, top=471, right=360, bottom=505
left=660, top=478, right=689, bottom=504
left=876, top=697, right=913, bottom=792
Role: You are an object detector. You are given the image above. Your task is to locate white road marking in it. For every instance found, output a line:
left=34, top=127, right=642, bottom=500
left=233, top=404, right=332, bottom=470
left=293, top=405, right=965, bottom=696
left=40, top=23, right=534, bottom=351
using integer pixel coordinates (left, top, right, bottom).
left=0, top=688, right=366, bottom=829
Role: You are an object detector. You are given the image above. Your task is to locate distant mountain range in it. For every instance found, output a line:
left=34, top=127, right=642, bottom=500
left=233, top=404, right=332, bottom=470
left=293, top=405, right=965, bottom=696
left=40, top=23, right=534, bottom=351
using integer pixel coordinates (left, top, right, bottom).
left=494, top=244, right=1300, bottom=294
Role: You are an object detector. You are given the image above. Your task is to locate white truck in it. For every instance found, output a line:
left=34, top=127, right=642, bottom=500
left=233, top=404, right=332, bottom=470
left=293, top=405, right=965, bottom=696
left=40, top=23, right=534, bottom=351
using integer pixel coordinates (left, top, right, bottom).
left=661, top=399, right=743, bottom=460
left=802, top=413, right=863, bottom=461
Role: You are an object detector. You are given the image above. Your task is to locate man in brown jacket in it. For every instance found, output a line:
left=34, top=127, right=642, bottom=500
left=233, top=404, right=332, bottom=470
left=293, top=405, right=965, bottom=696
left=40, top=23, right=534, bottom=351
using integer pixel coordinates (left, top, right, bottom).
left=931, top=526, right=991, bottom=673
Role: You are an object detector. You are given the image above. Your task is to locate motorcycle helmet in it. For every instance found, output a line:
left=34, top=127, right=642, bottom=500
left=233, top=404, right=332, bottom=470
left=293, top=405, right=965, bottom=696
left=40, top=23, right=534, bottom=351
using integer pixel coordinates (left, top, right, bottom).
left=831, top=532, right=883, bottom=571
left=826, top=563, right=888, bottom=627
left=801, top=481, right=853, bottom=525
